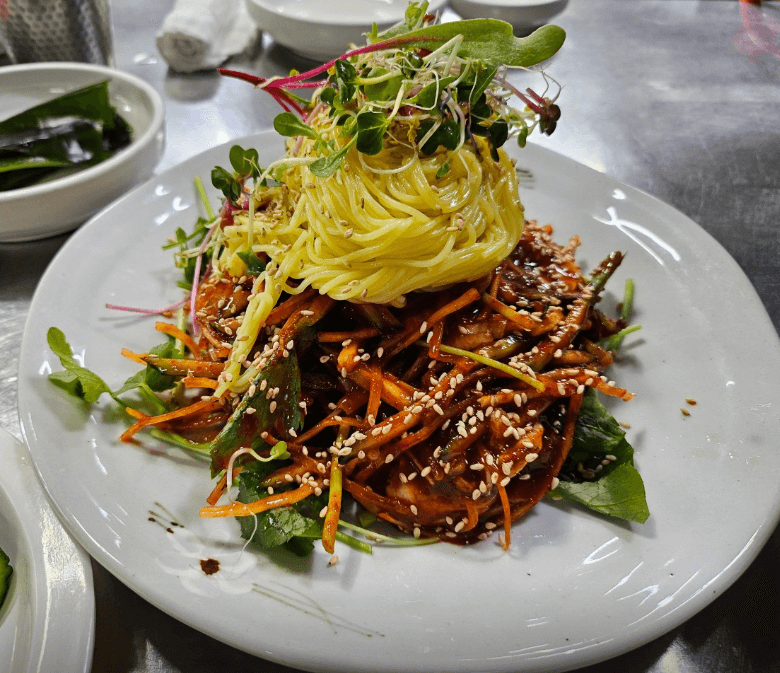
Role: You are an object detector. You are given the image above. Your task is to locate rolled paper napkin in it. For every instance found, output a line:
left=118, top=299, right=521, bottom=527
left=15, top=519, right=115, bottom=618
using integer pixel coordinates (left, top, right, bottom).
left=156, top=0, right=260, bottom=73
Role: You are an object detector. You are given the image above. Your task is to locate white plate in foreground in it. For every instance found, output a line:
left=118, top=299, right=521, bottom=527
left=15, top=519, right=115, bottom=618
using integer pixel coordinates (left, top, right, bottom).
left=0, top=427, right=94, bottom=673
left=18, top=132, right=780, bottom=673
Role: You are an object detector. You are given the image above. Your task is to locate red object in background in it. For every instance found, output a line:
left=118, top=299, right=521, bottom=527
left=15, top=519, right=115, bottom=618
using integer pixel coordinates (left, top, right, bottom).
left=735, top=0, right=780, bottom=60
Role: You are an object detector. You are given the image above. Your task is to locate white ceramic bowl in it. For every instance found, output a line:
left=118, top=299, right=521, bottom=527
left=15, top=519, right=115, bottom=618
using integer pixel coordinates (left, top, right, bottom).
left=449, top=0, right=569, bottom=33
left=0, top=62, right=165, bottom=243
left=246, top=0, right=448, bottom=62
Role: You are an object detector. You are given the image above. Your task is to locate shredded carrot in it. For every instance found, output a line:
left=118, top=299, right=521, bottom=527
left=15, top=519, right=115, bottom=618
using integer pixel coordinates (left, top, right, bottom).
left=183, top=376, right=219, bottom=389
left=337, top=339, right=360, bottom=373
left=366, top=362, right=383, bottom=423
left=497, top=483, right=512, bottom=551
left=199, top=483, right=315, bottom=518
left=265, top=288, right=316, bottom=325
left=425, top=287, right=480, bottom=327
left=463, top=499, right=480, bottom=532
left=317, top=327, right=381, bottom=343
left=143, top=356, right=225, bottom=378
left=120, top=348, right=147, bottom=366
left=120, top=398, right=223, bottom=442
left=155, top=321, right=202, bottom=355
left=206, top=465, right=244, bottom=505
left=322, top=459, right=343, bottom=554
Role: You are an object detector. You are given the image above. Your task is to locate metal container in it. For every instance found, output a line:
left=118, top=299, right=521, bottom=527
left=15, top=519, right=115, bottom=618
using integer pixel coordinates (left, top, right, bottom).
left=0, top=0, right=113, bottom=65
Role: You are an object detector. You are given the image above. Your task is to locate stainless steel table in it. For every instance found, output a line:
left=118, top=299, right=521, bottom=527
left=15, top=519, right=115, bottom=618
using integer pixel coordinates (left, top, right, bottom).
left=1, top=0, right=779, bottom=671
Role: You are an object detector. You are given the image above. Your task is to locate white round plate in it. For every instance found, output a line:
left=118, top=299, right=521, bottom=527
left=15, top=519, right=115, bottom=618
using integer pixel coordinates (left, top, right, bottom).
left=0, top=427, right=95, bottom=673
left=18, top=132, right=780, bottom=673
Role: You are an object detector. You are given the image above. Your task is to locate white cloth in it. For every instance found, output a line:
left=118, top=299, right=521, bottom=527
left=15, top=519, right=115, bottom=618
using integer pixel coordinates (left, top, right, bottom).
left=156, top=0, right=260, bottom=73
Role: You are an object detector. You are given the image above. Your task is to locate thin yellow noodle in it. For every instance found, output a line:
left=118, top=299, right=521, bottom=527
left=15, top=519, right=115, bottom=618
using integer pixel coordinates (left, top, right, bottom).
left=213, top=111, right=523, bottom=398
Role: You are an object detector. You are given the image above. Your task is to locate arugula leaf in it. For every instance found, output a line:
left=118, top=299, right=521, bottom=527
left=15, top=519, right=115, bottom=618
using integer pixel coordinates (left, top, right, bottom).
left=551, top=391, right=649, bottom=524
left=0, top=546, right=11, bottom=608
left=236, top=461, right=326, bottom=556
left=47, top=327, right=111, bottom=404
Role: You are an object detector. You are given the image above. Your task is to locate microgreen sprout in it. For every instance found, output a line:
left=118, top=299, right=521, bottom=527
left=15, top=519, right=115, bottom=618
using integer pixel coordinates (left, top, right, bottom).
left=218, top=1, right=565, bottom=178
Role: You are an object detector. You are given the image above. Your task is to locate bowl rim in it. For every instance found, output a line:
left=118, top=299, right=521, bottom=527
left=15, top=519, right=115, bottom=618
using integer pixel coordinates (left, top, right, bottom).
left=246, top=0, right=448, bottom=29
left=0, top=62, right=165, bottom=203
left=451, top=0, right=567, bottom=7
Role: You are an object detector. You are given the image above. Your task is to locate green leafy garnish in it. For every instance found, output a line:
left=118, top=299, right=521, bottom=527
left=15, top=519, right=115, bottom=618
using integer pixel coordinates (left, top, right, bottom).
left=209, top=347, right=303, bottom=476
left=236, top=461, right=327, bottom=556
left=219, top=2, right=565, bottom=178
left=211, top=144, right=263, bottom=202
left=236, top=249, right=267, bottom=275
left=552, top=391, right=649, bottom=524
left=47, top=327, right=111, bottom=404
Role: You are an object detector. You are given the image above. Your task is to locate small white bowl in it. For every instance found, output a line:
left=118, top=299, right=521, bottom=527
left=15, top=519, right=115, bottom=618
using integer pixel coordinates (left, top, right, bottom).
left=449, top=0, right=569, bottom=34
left=246, top=0, right=448, bottom=62
left=0, top=62, right=165, bottom=243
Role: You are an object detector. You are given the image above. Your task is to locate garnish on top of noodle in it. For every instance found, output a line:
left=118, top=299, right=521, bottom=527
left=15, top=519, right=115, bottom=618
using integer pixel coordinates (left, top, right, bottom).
left=205, top=2, right=566, bottom=398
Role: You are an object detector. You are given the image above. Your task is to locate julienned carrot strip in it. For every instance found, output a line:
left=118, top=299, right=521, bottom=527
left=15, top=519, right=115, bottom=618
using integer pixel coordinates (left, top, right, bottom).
left=199, top=483, right=315, bottom=518
left=155, top=321, right=202, bottom=355
left=206, top=465, right=244, bottom=506
left=143, top=355, right=224, bottom=378
left=183, top=376, right=219, bottom=389
left=425, top=287, right=480, bottom=327
left=366, top=362, right=383, bottom=424
left=265, top=287, right=316, bottom=325
left=317, top=327, right=381, bottom=343
left=337, top=340, right=360, bottom=373
left=120, top=348, right=147, bottom=366
left=464, top=499, right=480, bottom=532
left=322, top=459, right=343, bottom=554
left=120, top=398, right=223, bottom=442
left=497, top=483, right=512, bottom=551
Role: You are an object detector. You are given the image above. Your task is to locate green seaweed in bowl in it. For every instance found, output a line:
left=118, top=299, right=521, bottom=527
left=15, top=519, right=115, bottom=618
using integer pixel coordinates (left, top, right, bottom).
left=0, top=80, right=132, bottom=192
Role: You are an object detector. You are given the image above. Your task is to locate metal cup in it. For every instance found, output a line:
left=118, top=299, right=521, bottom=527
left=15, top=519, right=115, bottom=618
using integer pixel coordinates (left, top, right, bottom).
left=0, top=0, right=114, bottom=65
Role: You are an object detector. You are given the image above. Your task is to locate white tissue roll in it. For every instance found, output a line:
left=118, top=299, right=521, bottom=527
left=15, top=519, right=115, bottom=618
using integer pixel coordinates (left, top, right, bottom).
left=156, top=0, right=259, bottom=73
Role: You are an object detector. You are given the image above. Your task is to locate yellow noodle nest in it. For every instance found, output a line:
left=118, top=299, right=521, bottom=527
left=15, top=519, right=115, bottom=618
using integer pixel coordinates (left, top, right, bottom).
left=214, top=123, right=524, bottom=396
